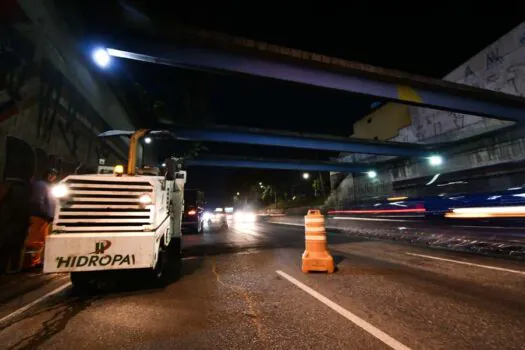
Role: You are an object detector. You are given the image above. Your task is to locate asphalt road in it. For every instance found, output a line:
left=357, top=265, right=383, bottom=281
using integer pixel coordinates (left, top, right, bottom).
left=1, top=220, right=525, bottom=349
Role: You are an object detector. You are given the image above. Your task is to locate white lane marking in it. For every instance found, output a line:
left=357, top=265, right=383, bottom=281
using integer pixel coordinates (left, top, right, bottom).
left=271, top=222, right=303, bottom=227
left=333, top=216, right=413, bottom=222
left=405, top=253, right=525, bottom=276
left=0, top=282, right=72, bottom=326
left=454, top=225, right=525, bottom=231
left=276, top=270, right=411, bottom=350
left=234, top=250, right=261, bottom=255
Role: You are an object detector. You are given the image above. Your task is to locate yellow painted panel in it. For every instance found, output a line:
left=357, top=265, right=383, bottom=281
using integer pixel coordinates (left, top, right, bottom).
left=352, top=103, right=411, bottom=140
left=396, top=85, right=422, bottom=103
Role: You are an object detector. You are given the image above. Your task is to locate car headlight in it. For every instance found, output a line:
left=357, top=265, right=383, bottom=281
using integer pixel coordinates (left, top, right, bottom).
left=139, top=194, right=152, bottom=205
left=245, top=212, right=256, bottom=222
left=51, top=184, right=69, bottom=198
left=234, top=211, right=256, bottom=222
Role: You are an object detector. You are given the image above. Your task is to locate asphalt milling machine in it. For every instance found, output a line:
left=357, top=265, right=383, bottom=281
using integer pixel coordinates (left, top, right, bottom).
left=44, top=129, right=186, bottom=290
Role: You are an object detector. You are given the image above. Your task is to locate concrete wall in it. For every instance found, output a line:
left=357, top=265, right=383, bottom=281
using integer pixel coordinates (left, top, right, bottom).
left=0, top=4, right=128, bottom=180
left=329, top=21, right=525, bottom=207
left=328, top=126, right=525, bottom=208
left=356, top=21, right=525, bottom=148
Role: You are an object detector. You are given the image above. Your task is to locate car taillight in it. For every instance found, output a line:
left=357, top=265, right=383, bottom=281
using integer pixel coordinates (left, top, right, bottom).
left=188, top=210, right=196, bottom=215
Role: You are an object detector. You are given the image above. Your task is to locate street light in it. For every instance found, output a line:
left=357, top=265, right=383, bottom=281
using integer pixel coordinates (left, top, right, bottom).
left=92, top=48, right=111, bottom=68
left=236, top=192, right=240, bottom=196
left=367, top=170, right=377, bottom=179
left=428, top=155, right=443, bottom=166
left=144, top=137, right=152, bottom=144
left=302, top=172, right=310, bottom=180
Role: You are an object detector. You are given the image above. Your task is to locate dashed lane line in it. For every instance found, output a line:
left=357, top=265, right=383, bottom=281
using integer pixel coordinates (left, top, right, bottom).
left=405, top=252, right=525, bottom=275
left=276, top=270, right=411, bottom=350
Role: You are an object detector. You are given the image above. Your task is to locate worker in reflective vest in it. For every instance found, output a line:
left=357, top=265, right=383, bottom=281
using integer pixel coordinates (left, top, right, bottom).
left=24, top=169, right=58, bottom=269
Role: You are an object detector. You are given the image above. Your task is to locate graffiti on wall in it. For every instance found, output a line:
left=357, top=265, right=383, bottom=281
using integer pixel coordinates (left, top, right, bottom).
left=391, top=23, right=525, bottom=145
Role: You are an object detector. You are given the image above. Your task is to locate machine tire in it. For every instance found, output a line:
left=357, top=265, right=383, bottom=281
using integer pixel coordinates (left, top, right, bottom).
left=148, top=245, right=168, bottom=286
left=150, top=238, right=182, bottom=286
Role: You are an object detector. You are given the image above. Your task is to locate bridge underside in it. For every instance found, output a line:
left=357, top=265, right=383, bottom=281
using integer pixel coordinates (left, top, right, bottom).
left=172, top=126, right=431, bottom=157
left=185, top=156, right=371, bottom=173
left=106, top=29, right=525, bottom=122
left=99, top=126, right=432, bottom=157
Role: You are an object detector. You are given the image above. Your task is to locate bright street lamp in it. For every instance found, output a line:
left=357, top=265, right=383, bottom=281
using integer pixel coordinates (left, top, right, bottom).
left=367, top=170, right=377, bottom=179
left=92, top=48, right=111, bottom=68
left=428, top=155, right=443, bottom=166
left=302, top=172, right=310, bottom=180
left=236, top=192, right=240, bottom=196
left=144, top=137, right=152, bottom=144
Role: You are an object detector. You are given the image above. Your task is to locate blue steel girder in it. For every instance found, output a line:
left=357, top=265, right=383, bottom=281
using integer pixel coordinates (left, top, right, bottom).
left=171, top=126, right=432, bottom=157
left=185, top=156, right=372, bottom=173
left=106, top=30, right=525, bottom=122
left=97, top=126, right=431, bottom=157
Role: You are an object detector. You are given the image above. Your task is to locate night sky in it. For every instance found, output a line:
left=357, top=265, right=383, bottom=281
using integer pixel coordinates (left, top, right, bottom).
left=58, top=2, right=525, bottom=206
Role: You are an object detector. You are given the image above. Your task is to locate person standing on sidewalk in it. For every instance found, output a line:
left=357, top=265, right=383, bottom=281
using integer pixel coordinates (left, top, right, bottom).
left=24, top=169, right=58, bottom=269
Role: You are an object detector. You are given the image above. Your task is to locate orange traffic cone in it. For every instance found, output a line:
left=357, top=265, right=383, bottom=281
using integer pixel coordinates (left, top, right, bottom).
left=302, top=209, right=334, bottom=273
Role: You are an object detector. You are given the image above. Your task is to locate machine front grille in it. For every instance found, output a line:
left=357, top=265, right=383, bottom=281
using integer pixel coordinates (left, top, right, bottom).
left=54, top=177, right=154, bottom=232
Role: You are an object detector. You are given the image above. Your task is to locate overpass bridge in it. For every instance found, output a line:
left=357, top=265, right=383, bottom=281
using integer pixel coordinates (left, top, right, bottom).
left=104, top=24, right=525, bottom=122
left=91, top=21, right=525, bottom=203
left=5, top=0, right=525, bottom=205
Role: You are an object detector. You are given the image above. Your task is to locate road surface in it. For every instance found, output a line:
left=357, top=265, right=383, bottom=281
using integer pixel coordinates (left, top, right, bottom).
left=1, top=220, right=525, bottom=349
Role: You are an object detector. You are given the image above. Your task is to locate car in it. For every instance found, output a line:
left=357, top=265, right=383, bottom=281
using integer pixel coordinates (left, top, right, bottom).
left=203, top=208, right=228, bottom=230
left=182, top=206, right=204, bottom=234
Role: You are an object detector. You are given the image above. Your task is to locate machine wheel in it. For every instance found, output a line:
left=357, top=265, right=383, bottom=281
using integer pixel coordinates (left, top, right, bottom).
left=153, top=238, right=182, bottom=285
left=146, top=245, right=168, bottom=287
left=153, top=246, right=167, bottom=280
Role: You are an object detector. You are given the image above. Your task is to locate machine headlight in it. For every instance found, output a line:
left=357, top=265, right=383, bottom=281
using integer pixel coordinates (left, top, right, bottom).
left=139, top=194, right=153, bottom=205
left=51, top=184, right=69, bottom=198
left=114, top=165, right=124, bottom=176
